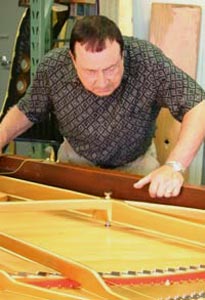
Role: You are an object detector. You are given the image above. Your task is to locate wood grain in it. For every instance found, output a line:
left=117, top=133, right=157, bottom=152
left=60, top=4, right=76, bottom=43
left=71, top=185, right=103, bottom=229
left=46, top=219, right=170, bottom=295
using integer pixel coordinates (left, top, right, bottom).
left=149, top=4, right=201, bottom=170
left=0, top=155, right=205, bottom=209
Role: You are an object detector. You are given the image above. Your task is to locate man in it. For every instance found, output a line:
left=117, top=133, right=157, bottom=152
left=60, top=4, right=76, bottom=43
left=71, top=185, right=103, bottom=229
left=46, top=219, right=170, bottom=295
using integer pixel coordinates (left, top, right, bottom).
left=0, top=15, right=205, bottom=198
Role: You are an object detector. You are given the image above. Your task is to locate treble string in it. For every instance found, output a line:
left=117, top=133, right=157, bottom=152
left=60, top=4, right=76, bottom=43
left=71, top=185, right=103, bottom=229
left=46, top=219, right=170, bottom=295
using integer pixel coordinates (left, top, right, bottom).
left=107, top=281, right=157, bottom=300
left=80, top=287, right=114, bottom=300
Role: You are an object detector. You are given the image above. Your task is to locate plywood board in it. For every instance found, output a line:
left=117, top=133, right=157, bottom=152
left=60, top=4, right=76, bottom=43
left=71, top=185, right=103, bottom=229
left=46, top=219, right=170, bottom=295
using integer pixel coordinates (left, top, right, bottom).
left=149, top=4, right=201, bottom=171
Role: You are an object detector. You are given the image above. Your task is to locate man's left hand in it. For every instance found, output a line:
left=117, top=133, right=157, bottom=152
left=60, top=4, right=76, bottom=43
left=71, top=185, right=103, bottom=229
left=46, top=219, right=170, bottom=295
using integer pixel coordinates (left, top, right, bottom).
left=133, top=165, right=184, bottom=198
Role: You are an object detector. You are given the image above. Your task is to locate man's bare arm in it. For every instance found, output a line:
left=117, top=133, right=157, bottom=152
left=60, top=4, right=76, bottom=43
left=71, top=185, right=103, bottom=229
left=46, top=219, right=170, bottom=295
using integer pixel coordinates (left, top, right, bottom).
left=0, top=105, right=33, bottom=151
left=134, top=100, right=205, bottom=198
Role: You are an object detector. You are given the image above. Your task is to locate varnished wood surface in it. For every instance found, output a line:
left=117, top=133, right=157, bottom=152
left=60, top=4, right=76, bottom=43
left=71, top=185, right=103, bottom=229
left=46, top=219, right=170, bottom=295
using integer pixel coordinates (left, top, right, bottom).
left=0, top=177, right=120, bottom=300
left=0, top=176, right=205, bottom=300
left=0, top=176, right=204, bottom=299
left=0, top=203, right=205, bottom=299
left=0, top=174, right=95, bottom=201
left=0, top=155, right=204, bottom=209
left=0, top=233, right=118, bottom=300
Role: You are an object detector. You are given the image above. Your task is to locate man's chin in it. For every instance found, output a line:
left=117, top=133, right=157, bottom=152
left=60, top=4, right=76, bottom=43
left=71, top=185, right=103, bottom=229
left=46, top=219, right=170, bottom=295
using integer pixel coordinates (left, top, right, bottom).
left=92, top=89, right=114, bottom=97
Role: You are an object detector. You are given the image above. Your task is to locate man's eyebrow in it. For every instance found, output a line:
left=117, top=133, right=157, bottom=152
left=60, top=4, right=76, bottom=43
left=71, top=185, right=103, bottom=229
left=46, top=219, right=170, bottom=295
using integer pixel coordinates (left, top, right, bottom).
left=104, top=63, right=117, bottom=71
left=104, top=59, right=121, bottom=71
left=83, top=59, right=121, bottom=72
left=83, top=64, right=115, bottom=72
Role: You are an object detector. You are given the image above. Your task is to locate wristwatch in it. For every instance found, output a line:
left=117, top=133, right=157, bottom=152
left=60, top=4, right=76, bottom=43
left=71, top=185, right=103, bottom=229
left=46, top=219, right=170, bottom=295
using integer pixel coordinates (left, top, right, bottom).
left=165, top=160, right=185, bottom=173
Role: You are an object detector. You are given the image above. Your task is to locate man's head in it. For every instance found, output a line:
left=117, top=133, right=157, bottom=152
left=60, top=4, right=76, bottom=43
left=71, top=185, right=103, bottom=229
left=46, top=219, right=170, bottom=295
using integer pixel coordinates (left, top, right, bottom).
left=69, top=15, right=124, bottom=96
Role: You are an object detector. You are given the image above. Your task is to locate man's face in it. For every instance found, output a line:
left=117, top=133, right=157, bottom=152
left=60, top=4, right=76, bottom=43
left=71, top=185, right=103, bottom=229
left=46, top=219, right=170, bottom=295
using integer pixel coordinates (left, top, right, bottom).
left=70, top=39, right=124, bottom=97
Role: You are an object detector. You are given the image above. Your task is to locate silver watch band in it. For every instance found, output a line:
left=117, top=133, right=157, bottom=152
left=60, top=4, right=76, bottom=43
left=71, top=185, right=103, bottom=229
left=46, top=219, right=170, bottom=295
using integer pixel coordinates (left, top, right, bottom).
left=165, top=161, right=185, bottom=173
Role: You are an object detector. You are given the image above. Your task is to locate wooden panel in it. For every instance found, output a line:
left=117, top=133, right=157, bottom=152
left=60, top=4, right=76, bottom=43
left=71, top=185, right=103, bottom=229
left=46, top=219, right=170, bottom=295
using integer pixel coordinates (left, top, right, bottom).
left=0, top=201, right=205, bottom=299
left=0, top=159, right=204, bottom=299
left=0, top=176, right=94, bottom=201
left=149, top=4, right=201, bottom=170
left=0, top=192, right=8, bottom=201
left=0, top=155, right=205, bottom=209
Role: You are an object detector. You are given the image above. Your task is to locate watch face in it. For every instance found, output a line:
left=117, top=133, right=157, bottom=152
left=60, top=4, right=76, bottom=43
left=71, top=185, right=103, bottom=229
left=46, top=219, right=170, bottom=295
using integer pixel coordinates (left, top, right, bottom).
left=165, top=161, right=185, bottom=173
left=172, top=162, right=180, bottom=171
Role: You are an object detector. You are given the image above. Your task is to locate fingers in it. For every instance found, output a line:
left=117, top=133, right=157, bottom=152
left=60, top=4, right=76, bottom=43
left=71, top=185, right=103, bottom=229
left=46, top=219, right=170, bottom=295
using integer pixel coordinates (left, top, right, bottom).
left=149, top=179, right=163, bottom=198
left=149, top=171, right=184, bottom=198
left=133, top=174, right=152, bottom=189
left=133, top=166, right=184, bottom=198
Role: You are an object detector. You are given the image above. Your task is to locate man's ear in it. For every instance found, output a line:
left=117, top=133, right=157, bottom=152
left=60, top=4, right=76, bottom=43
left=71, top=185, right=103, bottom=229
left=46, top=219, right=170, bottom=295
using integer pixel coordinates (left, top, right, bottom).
left=69, top=50, right=76, bottom=67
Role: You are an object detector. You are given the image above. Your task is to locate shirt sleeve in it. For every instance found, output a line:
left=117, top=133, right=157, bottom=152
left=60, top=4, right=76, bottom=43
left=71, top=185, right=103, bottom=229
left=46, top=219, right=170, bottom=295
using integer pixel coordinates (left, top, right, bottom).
left=154, top=54, right=205, bottom=122
left=17, top=58, right=51, bottom=123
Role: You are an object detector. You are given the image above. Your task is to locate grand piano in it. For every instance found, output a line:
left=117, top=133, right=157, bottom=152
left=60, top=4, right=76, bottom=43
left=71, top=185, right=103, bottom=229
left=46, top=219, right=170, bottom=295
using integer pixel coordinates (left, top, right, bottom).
left=0, top=154, right=204, bottom=300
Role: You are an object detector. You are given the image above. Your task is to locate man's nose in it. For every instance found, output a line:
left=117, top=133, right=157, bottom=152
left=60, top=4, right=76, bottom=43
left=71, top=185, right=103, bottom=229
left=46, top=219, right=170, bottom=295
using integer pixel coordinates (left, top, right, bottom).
left=95, top=71, right=107, bottom=87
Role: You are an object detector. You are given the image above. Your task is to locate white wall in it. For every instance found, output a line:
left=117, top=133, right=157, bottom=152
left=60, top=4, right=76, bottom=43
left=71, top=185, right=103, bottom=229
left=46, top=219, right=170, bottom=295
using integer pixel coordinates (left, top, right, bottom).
left=100, top=0, right=133, bottom=35
left=99, top=0, right=119, bottom=24
left=118, top=0, right=133, bottom=36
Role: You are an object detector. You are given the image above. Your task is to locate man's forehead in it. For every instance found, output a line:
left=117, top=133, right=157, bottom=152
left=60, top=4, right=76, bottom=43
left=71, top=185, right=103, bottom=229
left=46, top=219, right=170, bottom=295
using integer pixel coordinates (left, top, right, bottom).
left=75, top=39, right=120, bottom=54
left=74, top=42, right=122, bottom=70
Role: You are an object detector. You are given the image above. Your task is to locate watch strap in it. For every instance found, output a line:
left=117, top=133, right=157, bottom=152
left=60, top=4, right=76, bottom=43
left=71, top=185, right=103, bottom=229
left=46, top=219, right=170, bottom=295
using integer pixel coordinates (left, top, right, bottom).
left=165, top=161, right=185, bottom=173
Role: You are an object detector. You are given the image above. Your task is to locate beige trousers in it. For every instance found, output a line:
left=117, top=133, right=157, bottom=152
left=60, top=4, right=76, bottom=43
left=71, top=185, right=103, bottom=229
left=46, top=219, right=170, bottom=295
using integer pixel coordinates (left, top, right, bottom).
left=57, top=138, right=160, bottom=176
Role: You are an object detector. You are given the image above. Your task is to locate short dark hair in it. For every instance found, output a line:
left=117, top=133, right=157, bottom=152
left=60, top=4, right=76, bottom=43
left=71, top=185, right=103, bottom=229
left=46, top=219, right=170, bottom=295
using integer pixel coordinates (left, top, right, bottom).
left=70, top=15, right=124, bottom=58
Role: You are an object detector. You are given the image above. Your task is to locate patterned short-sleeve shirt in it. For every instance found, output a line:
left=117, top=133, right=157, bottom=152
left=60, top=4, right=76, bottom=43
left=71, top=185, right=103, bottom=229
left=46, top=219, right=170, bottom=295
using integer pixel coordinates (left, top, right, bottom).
left=17, top=36, right=205, bottom=168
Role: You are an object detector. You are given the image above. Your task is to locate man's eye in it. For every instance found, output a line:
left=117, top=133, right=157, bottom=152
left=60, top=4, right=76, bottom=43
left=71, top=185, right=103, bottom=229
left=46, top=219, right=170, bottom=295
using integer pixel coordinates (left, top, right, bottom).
left=110, top=66, right=116, bottom=72
left=87, top=70, right=96, bottom=76
left=105, top=66, right=116, bottom=74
